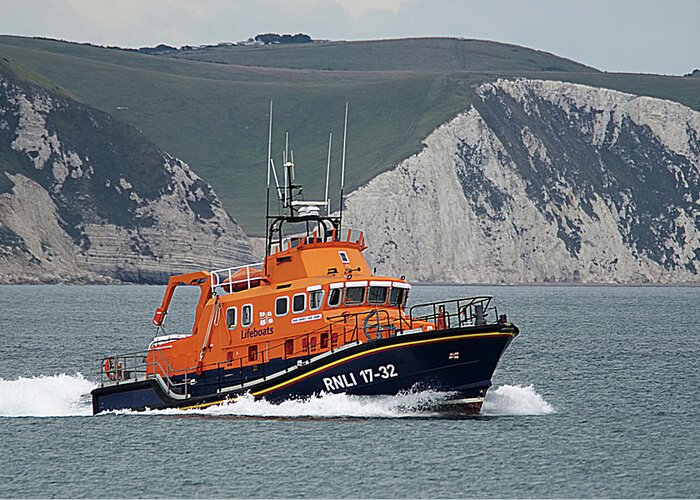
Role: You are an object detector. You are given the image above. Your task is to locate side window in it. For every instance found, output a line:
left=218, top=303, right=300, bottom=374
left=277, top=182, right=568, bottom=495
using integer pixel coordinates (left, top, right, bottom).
left=344, top=286, right=365, bottom=305
left=275, top=296, right=289, bottom=317
left=368, top=286, right=388, bottom=305
left=292, top=293, right=306, bottom=314
left=320, top=332, right=329, bottom=349
left=338, top=251, right=350, bottom=264
left=309, top=290, right=324, bottom=310
left=328, top=288, right=341, bottom=307
left=389, top=288, right=406, bottom=307
left=226, top=307, right=237, bottom=329
left=242, top=304, right=253, bottom=327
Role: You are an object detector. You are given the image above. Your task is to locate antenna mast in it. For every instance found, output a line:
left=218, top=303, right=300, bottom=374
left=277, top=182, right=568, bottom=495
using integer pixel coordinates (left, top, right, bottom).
left=284, top=132, right=289, bottom=209
left=339, top=102, right=349, bottom=234
left=324, top=133, right=332, bottom=215
left=264, top=100, right=273, bottom=264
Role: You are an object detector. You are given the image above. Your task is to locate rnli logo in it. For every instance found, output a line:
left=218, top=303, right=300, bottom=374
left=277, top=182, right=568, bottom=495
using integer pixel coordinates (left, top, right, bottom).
left=241, top=326, right=274, bottom=339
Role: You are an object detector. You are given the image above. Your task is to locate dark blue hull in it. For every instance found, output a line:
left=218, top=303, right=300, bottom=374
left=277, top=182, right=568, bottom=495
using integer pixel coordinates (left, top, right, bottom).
left=91, top=325, right=517, bottom=414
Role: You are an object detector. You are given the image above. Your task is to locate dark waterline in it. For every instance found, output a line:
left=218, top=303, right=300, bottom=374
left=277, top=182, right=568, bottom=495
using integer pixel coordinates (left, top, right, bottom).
left=1, top=284, right=698, bottom=498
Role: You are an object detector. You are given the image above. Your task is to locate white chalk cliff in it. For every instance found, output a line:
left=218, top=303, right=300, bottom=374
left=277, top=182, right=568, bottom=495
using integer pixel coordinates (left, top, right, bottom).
left=344, top=79, right=700, bottom=283
left=0, top=75, right=253, bottom=283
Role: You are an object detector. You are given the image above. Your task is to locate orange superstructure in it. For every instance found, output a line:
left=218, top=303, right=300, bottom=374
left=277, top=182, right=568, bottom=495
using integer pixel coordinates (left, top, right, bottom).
left=144, top=226, right=422, bottom=384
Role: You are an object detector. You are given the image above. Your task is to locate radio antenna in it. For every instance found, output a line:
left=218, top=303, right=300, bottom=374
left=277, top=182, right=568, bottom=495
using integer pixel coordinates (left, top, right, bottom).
left=270, top=158, right=283, bottom=202
left=324, top=133, right=333, bottom=216
left=264, top=100, right=273, bottom=264
left=339, top=102, right=348, bottom=234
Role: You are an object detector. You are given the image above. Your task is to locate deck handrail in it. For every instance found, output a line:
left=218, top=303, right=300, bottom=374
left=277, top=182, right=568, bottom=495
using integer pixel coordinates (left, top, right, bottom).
left=409, top=296, right=495, bottom=330
left=210, top=261, right=264, bottom=293
left=99, top=296, right=499, bottom=393
left=99, top=307, right=403, bottom=389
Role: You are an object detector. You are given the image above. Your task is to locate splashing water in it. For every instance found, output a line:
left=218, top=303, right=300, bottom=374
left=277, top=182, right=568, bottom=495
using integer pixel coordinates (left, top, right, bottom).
left=0, top=374, right=553, bottom=418
left=0, top=374, right=96, bottom=417
left=481, top=384, right=555, bottom=416
left=126, top=390, right=448, bottom=419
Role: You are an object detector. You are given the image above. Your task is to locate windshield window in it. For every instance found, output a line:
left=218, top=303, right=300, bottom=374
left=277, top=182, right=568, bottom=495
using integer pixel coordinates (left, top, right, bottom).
left=344, top=287, right=365, bottom=305
left=389, top=288, right=406, bottom=307
left=368, top=286, right=388, bottom=305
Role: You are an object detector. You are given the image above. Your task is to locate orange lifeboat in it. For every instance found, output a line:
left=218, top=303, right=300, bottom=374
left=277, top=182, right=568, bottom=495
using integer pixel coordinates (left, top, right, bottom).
left=90, top=105, right=520, bottom=415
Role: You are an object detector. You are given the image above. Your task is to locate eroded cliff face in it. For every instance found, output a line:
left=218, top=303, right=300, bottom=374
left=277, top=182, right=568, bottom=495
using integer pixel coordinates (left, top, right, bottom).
left=0, top=75, right=253, bottom=283
left=344, top=79, right=700, bottom=283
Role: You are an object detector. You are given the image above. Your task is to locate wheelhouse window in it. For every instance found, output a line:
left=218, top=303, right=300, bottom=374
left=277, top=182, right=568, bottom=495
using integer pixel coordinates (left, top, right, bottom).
left=275, top=296, right=289, bottom=317
left=328, top=288, right=341, bottom=307
left=309, top=289, right=324, bottom=310
left=242, top=304, right=253, bottom=327
left=344, top=286, right=365, bottom=305
left=292, top=293, right=306, bottom=314
left=226, top=307, right=237, bottom=329
left=368, top=286, right=388, bottom=305
left=389, top=288, right=407, bottom=307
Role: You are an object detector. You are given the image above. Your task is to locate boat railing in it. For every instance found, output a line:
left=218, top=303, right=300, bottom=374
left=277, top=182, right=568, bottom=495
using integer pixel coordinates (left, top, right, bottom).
left=204, top=308, right=406, bottom=387
left=409, top=296, right=497, bottom=330
left=98, top=307, right=406, bottom=392
left=99, top=349, right=193, bottom=397
left=210, top=262, right=264, bottom=294
left=98, top=297, right=502, bottom=394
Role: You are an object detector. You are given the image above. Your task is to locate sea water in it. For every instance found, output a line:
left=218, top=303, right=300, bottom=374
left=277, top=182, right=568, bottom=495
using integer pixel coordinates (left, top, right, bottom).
left=0, top=285, right=697, bottom=498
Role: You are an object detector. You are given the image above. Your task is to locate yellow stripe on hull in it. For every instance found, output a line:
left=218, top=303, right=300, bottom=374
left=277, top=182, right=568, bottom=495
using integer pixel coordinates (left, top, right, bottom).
left=178, top=330, right=513, bottom=410
left=253, top=331, right=513, bottom=397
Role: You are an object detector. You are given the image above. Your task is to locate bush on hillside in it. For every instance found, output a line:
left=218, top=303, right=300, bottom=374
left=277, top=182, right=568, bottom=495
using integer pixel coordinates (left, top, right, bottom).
left=254, top=33, right=312, bottom=45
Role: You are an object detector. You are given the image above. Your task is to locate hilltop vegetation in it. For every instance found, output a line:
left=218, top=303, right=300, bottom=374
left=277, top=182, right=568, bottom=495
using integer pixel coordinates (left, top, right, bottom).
left=1, top=35, right=699, bottom=234
left=168, top=37, right=596, bottom=72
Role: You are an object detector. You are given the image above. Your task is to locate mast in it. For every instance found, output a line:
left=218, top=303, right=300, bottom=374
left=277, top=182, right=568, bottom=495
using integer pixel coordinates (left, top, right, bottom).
left=264, top=102, right=347, bottom=252
left=339, top=102, right=349, bottom=235
left=324, top=133, right=332, bottom=215
left=264, top=101, right=273, bottom=266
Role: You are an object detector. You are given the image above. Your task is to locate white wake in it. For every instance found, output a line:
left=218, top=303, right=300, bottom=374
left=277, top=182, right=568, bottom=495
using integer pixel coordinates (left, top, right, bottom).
left=481, top=384, right=555, bottom=416
left=0, top=374, right=553, bottom=418
left=131, top=390, right=448, bottom=418
left=0, top=374, right=95, bottom=417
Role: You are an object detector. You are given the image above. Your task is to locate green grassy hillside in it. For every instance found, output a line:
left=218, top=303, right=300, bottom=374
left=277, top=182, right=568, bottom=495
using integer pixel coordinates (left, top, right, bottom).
left=1, top=35, right=698, bottom=234
left=168, top=37, right=597, bottom=73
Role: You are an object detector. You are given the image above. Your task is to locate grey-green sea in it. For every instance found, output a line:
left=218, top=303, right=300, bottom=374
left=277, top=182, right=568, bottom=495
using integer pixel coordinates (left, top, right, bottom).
left=0, top=284, right=697, bottom=498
